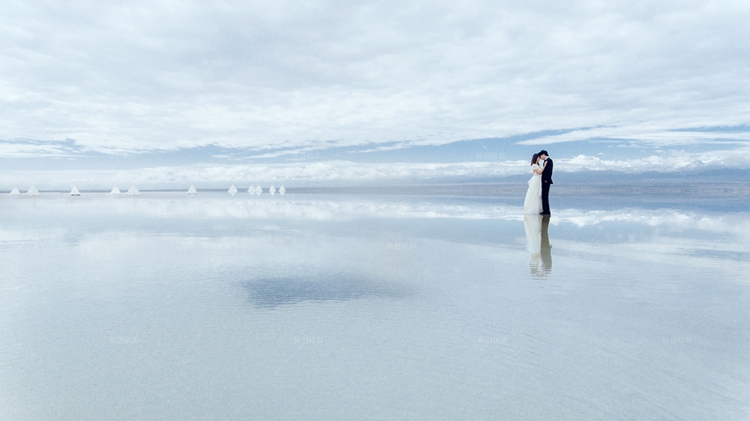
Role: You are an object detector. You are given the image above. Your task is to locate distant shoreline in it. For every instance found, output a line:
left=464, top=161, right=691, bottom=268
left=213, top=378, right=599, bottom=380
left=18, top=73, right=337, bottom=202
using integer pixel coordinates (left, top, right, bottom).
left=286, top=182, right=750, bottom=198
left=4, top=182, right=745, bottom=198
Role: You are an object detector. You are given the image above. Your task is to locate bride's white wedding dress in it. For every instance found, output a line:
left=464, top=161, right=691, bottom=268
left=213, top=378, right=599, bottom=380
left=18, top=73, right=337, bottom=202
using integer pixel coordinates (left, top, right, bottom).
left=523, top=163, right=542, bottom=214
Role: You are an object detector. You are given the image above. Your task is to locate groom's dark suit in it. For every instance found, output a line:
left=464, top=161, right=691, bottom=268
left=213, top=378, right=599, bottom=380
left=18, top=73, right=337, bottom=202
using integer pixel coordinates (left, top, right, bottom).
left=541, top=158, right=553, bottom=214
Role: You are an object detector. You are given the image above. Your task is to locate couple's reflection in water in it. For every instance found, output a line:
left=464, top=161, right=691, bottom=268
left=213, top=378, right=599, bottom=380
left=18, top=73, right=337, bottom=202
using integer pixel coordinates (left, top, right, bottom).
left=524, top=215, right=552, bottom=278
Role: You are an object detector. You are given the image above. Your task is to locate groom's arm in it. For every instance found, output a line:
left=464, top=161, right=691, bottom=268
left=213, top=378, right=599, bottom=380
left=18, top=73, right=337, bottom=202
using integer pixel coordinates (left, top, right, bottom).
left=542, top=159, right=553, bottom=181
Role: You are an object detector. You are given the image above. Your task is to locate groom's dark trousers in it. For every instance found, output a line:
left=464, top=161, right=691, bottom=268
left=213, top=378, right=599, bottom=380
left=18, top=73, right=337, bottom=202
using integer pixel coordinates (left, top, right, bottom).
left=541, top=158, right=553, bottom=214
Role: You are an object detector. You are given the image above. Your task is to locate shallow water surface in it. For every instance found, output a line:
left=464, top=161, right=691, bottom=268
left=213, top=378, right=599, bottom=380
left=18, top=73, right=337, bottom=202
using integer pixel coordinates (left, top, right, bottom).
left=1, top=193, right=748, bottom=420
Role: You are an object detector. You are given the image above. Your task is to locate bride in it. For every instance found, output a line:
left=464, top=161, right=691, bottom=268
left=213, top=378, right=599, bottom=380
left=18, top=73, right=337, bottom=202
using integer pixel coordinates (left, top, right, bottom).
left=523, top=153, right=546, bottom=214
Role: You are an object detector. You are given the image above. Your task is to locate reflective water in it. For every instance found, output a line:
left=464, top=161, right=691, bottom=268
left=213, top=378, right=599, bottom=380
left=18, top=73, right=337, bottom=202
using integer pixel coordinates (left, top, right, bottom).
left=1, top=193, right=749, bottom=420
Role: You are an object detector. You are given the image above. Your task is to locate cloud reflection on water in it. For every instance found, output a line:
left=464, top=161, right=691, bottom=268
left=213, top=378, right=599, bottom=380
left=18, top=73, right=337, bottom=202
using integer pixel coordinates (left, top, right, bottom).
left=1, top=194, right=748, bottom=276
left=3, top=193, right=748, bottom=228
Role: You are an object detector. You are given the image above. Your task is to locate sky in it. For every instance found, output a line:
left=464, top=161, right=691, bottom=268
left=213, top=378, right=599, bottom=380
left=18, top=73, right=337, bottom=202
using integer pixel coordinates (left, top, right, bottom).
left=2, top=0, right=750, bottom=186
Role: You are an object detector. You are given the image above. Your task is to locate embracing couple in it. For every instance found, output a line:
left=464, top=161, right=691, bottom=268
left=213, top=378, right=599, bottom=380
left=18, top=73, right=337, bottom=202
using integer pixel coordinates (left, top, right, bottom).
left=523, top=150, right=553, bottom=215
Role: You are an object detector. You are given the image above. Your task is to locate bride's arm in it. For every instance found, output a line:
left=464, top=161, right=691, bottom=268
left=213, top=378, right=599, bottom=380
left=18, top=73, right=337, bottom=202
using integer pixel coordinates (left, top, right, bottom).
left=533, top=162, right=545, bottom=174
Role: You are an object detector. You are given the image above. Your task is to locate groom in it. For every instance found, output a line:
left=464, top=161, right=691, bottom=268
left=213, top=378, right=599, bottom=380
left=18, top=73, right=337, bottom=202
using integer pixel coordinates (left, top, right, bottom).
left=538, top=150, right=553, bottom=215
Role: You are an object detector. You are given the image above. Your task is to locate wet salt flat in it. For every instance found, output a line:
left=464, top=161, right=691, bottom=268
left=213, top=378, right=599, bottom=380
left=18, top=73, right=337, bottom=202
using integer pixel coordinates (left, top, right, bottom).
left=1, top=192, right=749, bottom=420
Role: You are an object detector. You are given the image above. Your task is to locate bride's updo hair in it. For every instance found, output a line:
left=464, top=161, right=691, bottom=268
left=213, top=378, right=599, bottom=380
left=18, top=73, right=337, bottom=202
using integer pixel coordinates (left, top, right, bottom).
left=531, top=153, right=539, bottom=165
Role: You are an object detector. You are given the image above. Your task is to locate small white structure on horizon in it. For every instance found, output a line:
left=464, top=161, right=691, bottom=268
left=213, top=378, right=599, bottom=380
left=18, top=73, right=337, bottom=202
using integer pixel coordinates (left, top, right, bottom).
left=279, top=185, right=286, bottom=196
left=125, top=186, right=140, bottom=196
left=255, top=184, right=262, bottom=196
left=187, top=185, right=197, bottom=195
left=269, top=185, right=276, bottom=196
left=26, top=186, right=40, bottom=196
left=247, top=185, right=256, bottom=194
left=70, top=186, right=81, bottom=196
left=10, top=188, right=20, bottom=195
left=110, top=187, right=121, bottom=194
left=228, top=185, right=238, bottom=196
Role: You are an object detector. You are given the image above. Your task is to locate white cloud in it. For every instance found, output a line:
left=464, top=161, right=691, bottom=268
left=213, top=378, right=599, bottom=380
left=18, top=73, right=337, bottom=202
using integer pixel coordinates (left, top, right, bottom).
left=518, top=126, right=750, bottom=146
left=0, top=141, right=76, bottom=158
left=1, top=1, right=749, bottom=154
left=1, top=161, right=519, bottom=188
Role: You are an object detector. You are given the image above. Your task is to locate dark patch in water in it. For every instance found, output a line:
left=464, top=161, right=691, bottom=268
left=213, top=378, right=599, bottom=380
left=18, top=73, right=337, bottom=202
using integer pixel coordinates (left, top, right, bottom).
left=243, top=276, right=412, bottom=308
left=680, top=249, right=750, bottom=262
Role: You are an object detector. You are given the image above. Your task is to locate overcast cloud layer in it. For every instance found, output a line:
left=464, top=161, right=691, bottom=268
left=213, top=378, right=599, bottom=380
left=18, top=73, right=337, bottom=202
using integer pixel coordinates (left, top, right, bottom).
left=2, top=0, right=749, bottom=158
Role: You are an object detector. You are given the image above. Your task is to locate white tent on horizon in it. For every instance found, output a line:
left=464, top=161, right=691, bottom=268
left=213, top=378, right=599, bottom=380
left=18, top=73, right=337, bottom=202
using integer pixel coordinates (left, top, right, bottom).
left=247, top=185, right=255, bottom=194
left=125, top=186, right=140, bottom=196
left=9, top=188, right=20, bottom=195
left=269, top=185, right=276, bottom=196
left=187, top=185, right=197, bottom=195
left=70, top=186, right=81, bottom=196
left=25, top=186, right=40, bottom=196
left=228, top=185, right=237, bottom=196
left=110, top=187, right=121, bottom=194
left=255, top=185, right=262, bottom=196
left=279, top=185, right=286, bottom=196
